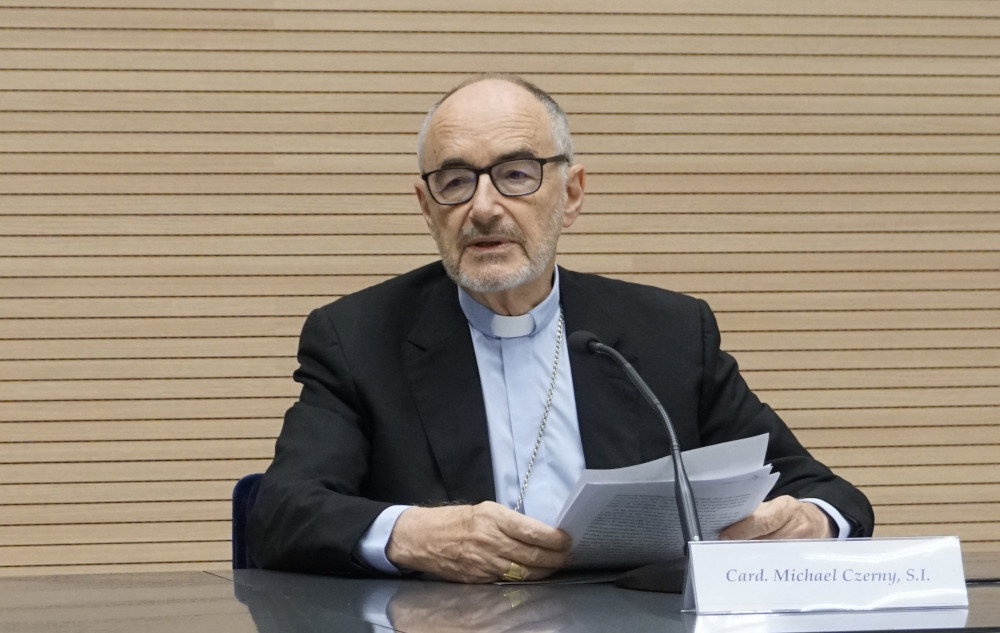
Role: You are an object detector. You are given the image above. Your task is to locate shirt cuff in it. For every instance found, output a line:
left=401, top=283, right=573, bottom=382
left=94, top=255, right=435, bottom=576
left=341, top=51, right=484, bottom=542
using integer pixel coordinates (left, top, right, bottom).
left=801, top=497, right=850, bottom=539
left=355, top=504, right=411, bottom=574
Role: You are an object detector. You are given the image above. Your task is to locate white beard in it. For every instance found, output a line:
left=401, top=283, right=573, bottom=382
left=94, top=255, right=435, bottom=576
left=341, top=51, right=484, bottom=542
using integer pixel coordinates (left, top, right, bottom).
left=436, top=198, right=564, bottom=294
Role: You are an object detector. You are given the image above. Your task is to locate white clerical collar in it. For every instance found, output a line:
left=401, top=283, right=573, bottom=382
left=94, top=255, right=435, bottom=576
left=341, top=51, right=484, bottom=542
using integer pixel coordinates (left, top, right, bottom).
left=457, top=268, right=562, bottom=339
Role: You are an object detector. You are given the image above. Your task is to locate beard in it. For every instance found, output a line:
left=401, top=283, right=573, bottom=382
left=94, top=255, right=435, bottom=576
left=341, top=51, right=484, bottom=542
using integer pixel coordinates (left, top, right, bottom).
left=434, top=200, right=564, bottom=294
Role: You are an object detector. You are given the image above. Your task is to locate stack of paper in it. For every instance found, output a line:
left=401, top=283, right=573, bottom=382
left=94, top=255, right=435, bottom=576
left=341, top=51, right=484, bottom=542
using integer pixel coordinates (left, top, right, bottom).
left=554, top=434, right=777, bottom=569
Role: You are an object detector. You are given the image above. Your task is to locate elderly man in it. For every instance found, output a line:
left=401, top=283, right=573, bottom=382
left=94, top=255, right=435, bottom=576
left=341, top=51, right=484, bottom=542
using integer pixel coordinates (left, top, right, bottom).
left=248, top=74, right=874, bottom=583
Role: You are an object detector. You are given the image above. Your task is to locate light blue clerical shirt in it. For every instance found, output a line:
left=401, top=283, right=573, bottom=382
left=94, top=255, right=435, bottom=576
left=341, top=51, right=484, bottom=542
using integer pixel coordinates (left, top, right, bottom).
left=457, top=268, right=586, bottom=526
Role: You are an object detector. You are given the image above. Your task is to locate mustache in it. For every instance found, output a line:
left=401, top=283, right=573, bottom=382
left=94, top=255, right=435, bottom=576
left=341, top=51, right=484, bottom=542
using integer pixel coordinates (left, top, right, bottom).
left=459, top=220, right=525, bottom=246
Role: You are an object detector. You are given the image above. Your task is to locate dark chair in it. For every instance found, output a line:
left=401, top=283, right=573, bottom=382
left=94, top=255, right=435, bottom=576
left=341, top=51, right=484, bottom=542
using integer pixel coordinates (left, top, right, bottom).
left=232, top=473, right=264, bottom=569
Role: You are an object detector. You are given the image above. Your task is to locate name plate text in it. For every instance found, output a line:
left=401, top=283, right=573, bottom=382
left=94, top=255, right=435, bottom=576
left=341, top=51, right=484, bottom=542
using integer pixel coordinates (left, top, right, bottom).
left=686, top=536, right=968, bottom=614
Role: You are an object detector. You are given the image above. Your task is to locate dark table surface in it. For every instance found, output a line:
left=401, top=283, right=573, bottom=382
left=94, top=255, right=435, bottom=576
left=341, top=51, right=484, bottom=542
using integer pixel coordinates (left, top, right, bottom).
left=1, top=551, right=997, bottom=633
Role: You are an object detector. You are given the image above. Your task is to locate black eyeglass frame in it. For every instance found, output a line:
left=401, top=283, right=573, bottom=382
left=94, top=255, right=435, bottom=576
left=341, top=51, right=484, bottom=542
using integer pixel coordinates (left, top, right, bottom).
left=420, top=154, right=569, bottom=205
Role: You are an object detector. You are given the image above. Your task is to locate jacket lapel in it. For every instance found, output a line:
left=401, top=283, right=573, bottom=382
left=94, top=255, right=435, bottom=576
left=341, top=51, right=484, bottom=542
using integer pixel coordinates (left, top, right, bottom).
left=560, top=268, right=645, bottom=469
left=401, top=277, right=496, bottom=505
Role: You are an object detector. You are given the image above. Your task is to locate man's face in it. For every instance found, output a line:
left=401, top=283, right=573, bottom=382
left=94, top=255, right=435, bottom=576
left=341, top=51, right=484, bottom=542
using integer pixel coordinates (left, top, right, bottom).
left=416, top=80, right=581, bottom=295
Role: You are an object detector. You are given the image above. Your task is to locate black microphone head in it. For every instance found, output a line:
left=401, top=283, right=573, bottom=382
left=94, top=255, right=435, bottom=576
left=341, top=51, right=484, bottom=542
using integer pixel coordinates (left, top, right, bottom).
left=568, top=330, right=601, bottom=354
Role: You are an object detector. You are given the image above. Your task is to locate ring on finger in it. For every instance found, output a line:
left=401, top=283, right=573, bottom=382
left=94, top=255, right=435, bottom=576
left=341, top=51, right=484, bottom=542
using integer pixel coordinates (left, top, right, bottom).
left=502, top=561, right=526, bottom=582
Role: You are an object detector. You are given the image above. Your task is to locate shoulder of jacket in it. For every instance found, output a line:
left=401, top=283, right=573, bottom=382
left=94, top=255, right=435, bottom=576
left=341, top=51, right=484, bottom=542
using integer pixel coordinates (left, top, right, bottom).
left=560, top=267, right=704, bottom=313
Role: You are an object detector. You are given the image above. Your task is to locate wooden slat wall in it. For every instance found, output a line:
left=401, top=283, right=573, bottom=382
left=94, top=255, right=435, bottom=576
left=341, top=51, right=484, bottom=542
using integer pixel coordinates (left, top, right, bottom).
left=1, top=0, right=997, bottom=575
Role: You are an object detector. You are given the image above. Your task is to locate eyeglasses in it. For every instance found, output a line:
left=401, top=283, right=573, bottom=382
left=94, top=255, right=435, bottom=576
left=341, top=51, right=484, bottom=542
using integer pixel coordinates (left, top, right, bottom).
left=421, top=154, right=569, bottom=205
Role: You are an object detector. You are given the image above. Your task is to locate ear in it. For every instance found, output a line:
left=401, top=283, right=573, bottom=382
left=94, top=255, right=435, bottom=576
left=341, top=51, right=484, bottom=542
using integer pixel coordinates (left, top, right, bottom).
left=560, top=163, right=586, bottom=229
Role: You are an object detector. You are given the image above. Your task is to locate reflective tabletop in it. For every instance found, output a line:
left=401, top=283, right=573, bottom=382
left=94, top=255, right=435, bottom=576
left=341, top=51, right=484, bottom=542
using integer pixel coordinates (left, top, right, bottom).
left=1, top=552, right=997, bottom=633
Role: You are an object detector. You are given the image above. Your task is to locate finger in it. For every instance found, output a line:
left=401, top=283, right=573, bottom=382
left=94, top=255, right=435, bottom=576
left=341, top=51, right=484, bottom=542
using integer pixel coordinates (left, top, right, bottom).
left=719, top=515, right=763, bottom=541
left=720, top=496, right=797, bottom=540
left=486, top=527, right=573, bottom=570
left=388, top=506, right=515, bottom=582
left=525, top=566, right=558, bottom=581
left=491, top=506, right=572, bottom=552
left=764, top=522, right=808, bottom=540
left=499, top=539, right=573, bottom=571
left=495, top=532, right=573, bottom=569
left=389, top=503, right=572, bottom=582
left=766, top=501, right=833, bottom=539
left=466, top=503, right=570, bottom=558
left=449, top=509, right=568, bottom=578
left=497, top=559, right=529, bottom=582
left=496, top=560, right=559, bottom=583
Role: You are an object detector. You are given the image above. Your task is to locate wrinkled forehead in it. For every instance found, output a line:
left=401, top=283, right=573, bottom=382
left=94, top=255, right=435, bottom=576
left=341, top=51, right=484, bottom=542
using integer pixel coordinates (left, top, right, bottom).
left=421, top=81, right=555, bottom=171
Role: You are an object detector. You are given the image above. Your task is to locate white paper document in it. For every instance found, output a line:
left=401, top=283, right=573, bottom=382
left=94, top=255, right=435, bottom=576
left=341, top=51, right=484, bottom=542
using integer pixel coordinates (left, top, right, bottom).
left=554, top=434, right=777, bottom=569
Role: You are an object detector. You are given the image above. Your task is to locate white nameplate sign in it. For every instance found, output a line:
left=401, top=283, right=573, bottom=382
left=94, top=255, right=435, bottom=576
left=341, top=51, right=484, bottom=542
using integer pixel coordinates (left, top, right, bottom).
left=685, top=536, right=967, bottom=614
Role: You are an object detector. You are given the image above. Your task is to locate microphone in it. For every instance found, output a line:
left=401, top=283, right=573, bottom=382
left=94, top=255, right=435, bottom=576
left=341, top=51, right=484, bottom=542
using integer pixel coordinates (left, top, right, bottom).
left=569, top=330, right=702, bottom=591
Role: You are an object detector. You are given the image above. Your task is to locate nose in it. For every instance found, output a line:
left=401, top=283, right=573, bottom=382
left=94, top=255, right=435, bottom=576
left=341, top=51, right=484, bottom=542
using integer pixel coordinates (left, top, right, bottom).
left=467, top=171, right=504, bottom=222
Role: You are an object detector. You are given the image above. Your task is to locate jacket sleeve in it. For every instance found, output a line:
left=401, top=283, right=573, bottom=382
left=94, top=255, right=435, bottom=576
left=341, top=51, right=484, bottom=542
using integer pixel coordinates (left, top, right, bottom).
left=694, top=300, right=875, bottom=537
left=247, top=308, right=392, bottom=574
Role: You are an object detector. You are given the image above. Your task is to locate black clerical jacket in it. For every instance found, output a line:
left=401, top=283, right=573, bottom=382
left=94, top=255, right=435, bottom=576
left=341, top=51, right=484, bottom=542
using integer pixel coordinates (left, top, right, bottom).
left=248, top=262, right=874, bottom=574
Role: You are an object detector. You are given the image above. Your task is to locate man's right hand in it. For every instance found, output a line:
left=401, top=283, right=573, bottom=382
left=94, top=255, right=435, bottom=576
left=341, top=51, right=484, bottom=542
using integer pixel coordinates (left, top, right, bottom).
left=385, top=502, right=573, bottom=583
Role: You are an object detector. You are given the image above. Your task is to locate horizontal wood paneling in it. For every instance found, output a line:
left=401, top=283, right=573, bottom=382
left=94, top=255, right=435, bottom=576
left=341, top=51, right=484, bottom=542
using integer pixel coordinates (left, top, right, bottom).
left=4, top=33, right=1000, bottom=56
left=5, top=8, right=1000, bottom=33
left=1, top=1, right=997, bottom=574
left=4, top=211, right=1000, bottom=232
left=2, top=0, right=998, bottom=14
left=6, top=73, right=1000, bottom=96
left=838, top=464, right=999, bottom=486
left=4, top=114, right=1000, bottom=136
left=3, top=251, right=997, bottom=273
left=2, top=479, right=248, bottom=504
left=0, top=419, right=284, bottom=443
left=3, top=273, right=998, bottom=298
left=2, top=233, right=996, bottom=254
left=0, top=459, right=276, bottom=484
left=0, top=522, right=231, bottom=547
left=3, top=194, right=999, bottom=215
left=7, top=93, right=1000, bottom=117
left=2, top=501, right=231, bottom=525
left=1, top=542, right=229, bottom=568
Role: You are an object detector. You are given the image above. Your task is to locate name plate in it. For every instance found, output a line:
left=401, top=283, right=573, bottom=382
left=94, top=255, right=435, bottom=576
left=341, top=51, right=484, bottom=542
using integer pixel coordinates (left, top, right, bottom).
left=685, top=536, right=968, bottom=614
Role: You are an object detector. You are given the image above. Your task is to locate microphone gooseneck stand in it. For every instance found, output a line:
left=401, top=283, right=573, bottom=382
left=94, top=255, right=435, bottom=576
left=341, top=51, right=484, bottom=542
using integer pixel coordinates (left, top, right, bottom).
left=567, top=331, right=703, bottom=593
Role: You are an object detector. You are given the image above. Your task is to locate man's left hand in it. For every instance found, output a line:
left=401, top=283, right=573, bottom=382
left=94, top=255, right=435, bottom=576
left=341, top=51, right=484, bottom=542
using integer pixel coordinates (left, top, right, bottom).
left=719, top=495, right=832, bottom=540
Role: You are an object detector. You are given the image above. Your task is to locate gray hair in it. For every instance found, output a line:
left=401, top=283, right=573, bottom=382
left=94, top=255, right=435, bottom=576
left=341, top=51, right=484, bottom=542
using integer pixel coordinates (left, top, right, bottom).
left=416, top=74, right=574, bottom=171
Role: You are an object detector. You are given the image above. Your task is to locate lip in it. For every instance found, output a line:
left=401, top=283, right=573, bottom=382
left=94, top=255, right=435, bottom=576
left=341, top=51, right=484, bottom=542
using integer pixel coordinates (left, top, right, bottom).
left=465, top=237, right=514, bottom=250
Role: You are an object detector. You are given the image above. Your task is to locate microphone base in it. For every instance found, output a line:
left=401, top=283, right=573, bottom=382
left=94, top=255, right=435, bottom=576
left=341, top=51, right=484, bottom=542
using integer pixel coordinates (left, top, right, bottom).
left=614, top=557, right=688, bottom=593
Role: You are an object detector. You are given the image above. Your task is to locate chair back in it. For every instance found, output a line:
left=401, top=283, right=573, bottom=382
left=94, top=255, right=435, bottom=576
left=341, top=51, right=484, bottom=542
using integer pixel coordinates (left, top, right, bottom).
left=232, top=473, right=264, bottom=569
